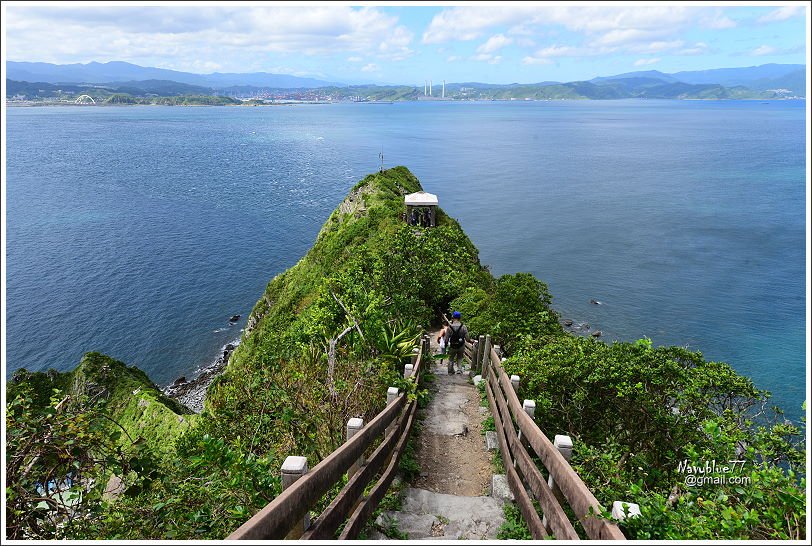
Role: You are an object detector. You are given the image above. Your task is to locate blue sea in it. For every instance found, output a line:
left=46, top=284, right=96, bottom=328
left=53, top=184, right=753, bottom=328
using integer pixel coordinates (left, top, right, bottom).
left=5, top=100, right=807, bottom=421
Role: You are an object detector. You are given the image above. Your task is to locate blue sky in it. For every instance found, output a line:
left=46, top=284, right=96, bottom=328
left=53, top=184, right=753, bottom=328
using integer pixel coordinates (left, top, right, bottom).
left=2, top=2, right=808, bottom=84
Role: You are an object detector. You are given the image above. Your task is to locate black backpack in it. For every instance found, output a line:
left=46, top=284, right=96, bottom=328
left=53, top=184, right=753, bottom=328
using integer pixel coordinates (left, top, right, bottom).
left=448, top=324, right=465, bottom=348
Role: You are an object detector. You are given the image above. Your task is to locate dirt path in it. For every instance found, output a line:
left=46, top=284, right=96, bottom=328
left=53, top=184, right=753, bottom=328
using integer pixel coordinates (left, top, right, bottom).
left=410, top=329, right=492, bottom=496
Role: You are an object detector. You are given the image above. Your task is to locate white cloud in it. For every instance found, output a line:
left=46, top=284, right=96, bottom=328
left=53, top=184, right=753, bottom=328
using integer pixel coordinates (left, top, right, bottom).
left=522, top=56, right=554, bottom=65
left=477, top=34, right=513, bottom=54
left=446, top=55, right=461, bottom=62
left=347, top=56, right=363, bottom=62
left=421, top=5, right=748, bottom=62
left=677, top=42, right=709, bottom=56
left=423, top=5, right=699, bottom=44
left=361, top=63, right=379, bottom=72
left=530, top=45, right=584, bottom=58
left=699, top=9, right=737, bottom=29
left=4, top=5, right=414, bottom=70
left=751, top=44, right=777, bottom=56
left=626, top=40, right=684, bottom=54
left=634, top=58, right=661, bottom=66
left=471, top=53, right=502, bottom=64
left=757, top=6, right=804, bottom=23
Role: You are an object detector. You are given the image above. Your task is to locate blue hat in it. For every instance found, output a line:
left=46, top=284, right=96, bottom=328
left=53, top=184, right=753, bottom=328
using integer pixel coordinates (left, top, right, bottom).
left=452, top=311, right=461, bottom=319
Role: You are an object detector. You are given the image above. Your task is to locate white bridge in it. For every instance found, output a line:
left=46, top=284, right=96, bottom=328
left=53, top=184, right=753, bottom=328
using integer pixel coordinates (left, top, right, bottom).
left=75, top=94, right=96, bottom=104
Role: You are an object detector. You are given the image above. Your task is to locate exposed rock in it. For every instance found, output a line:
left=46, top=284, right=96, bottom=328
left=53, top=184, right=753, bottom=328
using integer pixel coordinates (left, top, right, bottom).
left=163, top=339, right=241, bottom=413
left=591, top=330, right=603, bottom=337
left=103, top=474, right=124, bottom=502
left=229, top=314, right=241, bottom=322
left=590, top=299, right=601, bottom=305
left=172, top=376, right=187, bottom=386
left=563, top=319, right=573, bottom=327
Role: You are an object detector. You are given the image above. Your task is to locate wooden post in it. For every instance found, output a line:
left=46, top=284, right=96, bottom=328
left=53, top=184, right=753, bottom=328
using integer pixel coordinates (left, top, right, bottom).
left=514, top=399, right=536, bottom=469
left=426, top=335, right=432, bottom=376
left=483, top=335, right=492, bottom=374
left=542, top=435, right=573, bottom=531
left=477, top=335, right=485, bottom=373
left=387, top=387, right=399, bottom=404
left=346, top=418, right=364, bottom=480
left=281, top=456, right=309, bottom=539
left=386, top=387, right=399, bottom=437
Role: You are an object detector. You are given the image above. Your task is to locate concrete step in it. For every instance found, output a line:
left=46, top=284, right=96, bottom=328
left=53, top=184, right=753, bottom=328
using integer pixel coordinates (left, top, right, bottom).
left=372, top=487, right=505, bottom=540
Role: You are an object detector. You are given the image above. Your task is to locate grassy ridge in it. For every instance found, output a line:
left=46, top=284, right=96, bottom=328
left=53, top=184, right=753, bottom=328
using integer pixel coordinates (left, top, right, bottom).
left=10, top=352, right=194, bottom=455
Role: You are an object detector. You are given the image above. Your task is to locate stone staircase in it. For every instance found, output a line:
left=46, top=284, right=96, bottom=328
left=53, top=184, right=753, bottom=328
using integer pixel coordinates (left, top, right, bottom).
left=366, top=348, right=514, bottom=540
left=370, top=487, right=506, bottom=540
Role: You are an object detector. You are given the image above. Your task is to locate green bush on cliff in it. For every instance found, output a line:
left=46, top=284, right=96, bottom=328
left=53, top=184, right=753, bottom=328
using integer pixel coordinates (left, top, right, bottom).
left=451, top=272, right=562, bottom=353
left=502, top=335, right=806, bottom=540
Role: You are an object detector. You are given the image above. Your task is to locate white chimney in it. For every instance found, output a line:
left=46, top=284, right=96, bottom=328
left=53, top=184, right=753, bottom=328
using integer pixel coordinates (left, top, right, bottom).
left=424, top=80, right=427, bottom=96
left=442, top=80, right=445, bottom=98
left=429, top=80, right=432, bottom=96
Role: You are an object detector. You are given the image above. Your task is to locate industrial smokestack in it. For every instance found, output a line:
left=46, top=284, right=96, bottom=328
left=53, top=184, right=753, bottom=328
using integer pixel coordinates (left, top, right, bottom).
left=442, top=80, right=445, bottom=98
left=430, top=80, right=432, bottom=96
left=424, top=80, right=427, bottom=96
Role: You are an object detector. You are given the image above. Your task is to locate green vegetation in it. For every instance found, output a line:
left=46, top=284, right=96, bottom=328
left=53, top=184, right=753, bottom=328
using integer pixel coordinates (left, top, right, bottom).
left=104, top=93, right=239, bottom=105
left=497, top=502, right=533, bottom=540
left=6, top=353, right=191, bottom=539
left=6, top=166, right=805, bottom=540
left=503, top=336, right=806, bottom=540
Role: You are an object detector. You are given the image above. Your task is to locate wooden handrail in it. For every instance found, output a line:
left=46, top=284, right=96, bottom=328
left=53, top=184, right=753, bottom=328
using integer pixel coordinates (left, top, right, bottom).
left=227, top=394, right=406, bottom=539
left=339, top=398, right=418, bottom=539
left=485, top=346, right=626, bottom=540
left=307, top=335, right=427, bottom=538
left=485, top=371, right=548, bottom=538
left=228, top=335, right=429, bottom=540
left=485, top=364, right=579, bottom=539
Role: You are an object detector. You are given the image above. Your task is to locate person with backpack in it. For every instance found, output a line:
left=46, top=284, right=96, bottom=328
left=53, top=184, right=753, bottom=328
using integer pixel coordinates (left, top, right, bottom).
left=444, top=311, right=469, bottom=375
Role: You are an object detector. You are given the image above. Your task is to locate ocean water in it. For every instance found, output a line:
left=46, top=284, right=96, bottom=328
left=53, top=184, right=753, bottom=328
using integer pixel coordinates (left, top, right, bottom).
left=5, top=100, right=807, bottom=421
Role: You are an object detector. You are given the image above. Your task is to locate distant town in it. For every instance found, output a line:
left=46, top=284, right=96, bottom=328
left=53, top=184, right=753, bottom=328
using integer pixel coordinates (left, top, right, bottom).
left=5, top=61, right=806, bottom=105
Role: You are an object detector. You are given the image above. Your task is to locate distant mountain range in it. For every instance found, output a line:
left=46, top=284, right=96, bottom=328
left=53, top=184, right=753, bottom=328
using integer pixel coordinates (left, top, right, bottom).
left=589, top=64, right=805, bottom=95
left=6, top=60, right=340, bottom=89
left=5, top=61, right=806, bottom=101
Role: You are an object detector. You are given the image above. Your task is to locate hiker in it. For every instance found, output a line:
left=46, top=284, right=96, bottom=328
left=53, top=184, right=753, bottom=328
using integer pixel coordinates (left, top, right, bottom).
left=444, top=311, right=469, bottom=375
left=436, top=318, right=449, bottom=365
left=423, top=207, right=431, bottom=227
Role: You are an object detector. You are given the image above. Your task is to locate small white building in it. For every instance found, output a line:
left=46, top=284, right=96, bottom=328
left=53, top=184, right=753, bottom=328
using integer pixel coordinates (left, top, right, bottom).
left=405, top=191, right=438, bottom=227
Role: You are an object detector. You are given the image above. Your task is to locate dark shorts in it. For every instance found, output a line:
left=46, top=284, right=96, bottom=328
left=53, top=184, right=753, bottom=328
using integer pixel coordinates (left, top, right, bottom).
left=447, top=345, right=464, bottom=362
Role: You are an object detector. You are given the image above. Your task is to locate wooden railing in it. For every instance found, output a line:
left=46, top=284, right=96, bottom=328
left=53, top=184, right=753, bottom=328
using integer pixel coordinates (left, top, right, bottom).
left=227, top=335, right=431, bottom=540
left=464, top=336, right=628, bottom=540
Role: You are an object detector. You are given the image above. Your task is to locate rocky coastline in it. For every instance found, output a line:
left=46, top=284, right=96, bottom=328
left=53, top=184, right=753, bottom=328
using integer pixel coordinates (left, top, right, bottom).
left=162, top=340, right=239, bottom=413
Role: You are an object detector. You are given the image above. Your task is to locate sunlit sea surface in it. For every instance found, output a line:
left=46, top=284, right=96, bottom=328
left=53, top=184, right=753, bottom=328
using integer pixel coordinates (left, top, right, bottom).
left=6, top=100, right=806, bottom=421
